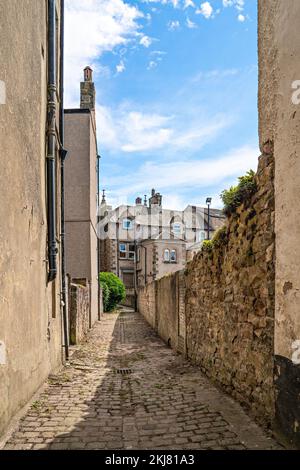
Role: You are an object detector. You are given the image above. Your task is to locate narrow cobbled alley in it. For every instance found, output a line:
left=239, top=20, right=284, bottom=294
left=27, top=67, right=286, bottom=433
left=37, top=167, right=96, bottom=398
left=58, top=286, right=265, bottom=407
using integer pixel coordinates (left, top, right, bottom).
left=3, top=309, right=281, bottom=450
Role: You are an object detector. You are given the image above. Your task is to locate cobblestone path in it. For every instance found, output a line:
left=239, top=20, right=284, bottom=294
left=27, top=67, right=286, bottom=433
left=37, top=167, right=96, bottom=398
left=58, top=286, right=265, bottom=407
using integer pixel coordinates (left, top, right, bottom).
left=3, top=310, right=281, bottom=450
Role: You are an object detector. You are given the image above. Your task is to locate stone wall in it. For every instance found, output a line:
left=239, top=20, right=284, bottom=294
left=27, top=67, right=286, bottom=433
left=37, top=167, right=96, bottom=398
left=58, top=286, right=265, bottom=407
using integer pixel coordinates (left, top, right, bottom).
left=138, top=151, right=275, bottom=425
left=138, top=270, right=186, bottom=353
left=69, top=281, right=90, bottom=345
left=138, top=281, right=156, bottom=330
left=185, top=151, right=275, bottom=424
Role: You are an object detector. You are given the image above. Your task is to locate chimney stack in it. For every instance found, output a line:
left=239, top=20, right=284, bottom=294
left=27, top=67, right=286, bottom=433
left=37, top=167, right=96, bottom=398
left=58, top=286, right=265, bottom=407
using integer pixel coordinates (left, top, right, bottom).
left=149, top=189, right=162, bottom=208
left=135, top=197, right=142, bottom=205
left=80, top=66, right=95, bottom=110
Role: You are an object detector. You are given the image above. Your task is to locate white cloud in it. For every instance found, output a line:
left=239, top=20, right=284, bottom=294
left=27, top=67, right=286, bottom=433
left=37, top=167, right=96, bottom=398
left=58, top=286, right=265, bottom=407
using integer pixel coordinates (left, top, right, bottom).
left=168, top=20, right=180, bottom=30
left=186, top=17, right=197, bottom=28
left=196, top=2, right=213, bottom=19
left=65, top=0, right=143, bottom=106
left=151, top=50, right=167, bottom=56
left=97, top=103, right=231, bottom=154
left=104, top=145, right=259, bottom=204
left=140, top=35, right=153, bottom=47
left=116, top=60, right=125, bottom=73
left=147, top=60, right=158, bottom=70
left=223, top=0, right=244, bottom=11
left=142, top=0, right=180, bottom=7
left=184, top=0, right=195, bottom=8
left=237, top=14, right=245, bottom=22
left=191, top=68, right=239, bottom=82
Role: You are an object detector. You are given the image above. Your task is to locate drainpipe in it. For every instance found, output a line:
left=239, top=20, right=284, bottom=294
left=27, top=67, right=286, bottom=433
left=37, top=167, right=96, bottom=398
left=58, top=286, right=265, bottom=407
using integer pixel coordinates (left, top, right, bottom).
left=47, top=0, right=57, bottom=283
left=97, top=154, right=101, bottom=318
left=59, top=0, right=69, bottom=361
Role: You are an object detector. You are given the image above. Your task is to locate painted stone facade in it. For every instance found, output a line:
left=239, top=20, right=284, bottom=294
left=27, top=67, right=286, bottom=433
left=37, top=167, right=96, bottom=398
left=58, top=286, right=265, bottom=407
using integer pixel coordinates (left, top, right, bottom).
left=258, top=0, right=300, bottom=447
left=0, top=0, right=63, bottom=437
left=64, top=69, right=100, bottom=326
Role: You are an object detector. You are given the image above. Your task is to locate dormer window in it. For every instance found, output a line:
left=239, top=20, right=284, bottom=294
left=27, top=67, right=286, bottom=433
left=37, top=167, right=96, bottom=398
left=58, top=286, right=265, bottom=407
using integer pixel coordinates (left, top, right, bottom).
left=123, top=218, right=133, bottom=230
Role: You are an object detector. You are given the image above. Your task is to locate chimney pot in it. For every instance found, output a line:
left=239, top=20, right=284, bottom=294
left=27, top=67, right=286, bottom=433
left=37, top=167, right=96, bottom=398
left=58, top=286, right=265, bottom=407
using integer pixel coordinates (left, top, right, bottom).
left=84, top=66, right=93, bottom=82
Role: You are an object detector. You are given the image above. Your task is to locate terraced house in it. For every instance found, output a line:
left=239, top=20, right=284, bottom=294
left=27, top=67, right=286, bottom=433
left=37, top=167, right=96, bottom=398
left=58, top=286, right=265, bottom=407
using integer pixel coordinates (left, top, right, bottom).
left=99, top=189, right=225, bottom=306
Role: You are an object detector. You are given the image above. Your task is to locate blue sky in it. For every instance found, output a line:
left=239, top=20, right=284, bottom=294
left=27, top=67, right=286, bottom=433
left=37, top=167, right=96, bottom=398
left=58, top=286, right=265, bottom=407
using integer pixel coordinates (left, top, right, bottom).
left=65, top=0, right=258, bottom=210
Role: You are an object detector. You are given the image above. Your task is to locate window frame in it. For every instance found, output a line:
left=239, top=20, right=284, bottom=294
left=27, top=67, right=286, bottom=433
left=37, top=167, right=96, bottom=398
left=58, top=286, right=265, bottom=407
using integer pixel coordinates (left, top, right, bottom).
left=170, top=249, right=177, bottom=263
left=164, top=249, right=170, bottom=262
left=119, top=243, right=127, bottom=258
left=123, top=218, right=133, bottom=230
left=128, top=244, right=135, bottom=260
left=172, top=222, right=181, bottom=235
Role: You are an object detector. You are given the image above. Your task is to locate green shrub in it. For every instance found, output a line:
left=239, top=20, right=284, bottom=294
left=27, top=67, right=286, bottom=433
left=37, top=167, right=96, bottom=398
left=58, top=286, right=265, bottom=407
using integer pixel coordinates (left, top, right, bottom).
left=211, top=225, right=228, bottom=248
left=221, top=169, right=257, bottom=216
left=202, top=240, right=213, bottom=252
left=100, top=272, right=126, bottom=312
left=101, top=282, right=110, bottom=312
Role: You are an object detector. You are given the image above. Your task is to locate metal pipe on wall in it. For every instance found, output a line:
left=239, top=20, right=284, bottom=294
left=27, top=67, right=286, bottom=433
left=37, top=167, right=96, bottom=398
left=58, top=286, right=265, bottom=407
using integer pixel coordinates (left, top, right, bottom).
left=59, top=0, right=69, bottom=361
left=47, top=0, right=57, bottom=282
left=97, top=154, right=101, bottom=318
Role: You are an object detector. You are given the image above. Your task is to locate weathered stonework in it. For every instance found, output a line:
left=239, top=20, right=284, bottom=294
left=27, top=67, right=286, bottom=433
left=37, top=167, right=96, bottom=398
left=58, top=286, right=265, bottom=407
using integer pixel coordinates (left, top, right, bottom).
left=138, top=282, right=156, bottom=330
left=138, top=270, right=186, bottom=354
left=185, top=152, right=275, bottom=424
left=69, top=281, right=90, bottom=345
left=138, top=152, right=275, bottom=427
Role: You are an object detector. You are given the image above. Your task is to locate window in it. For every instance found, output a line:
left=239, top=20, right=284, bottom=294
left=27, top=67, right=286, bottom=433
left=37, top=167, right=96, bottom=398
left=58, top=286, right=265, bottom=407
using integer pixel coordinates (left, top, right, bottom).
left=137, top=247, right=141, bottom=263
left=128, top=244, right=135, bottom=260
left=197, top=231, right=206, bottom=242
left=164, top=249, right=170, bottom=262
left=170, top=250, right=177, bottom=262
left=119, top=243, right=126, bottom=258
left=119, top=243, right=135, bottom=260
left=123, top=218, right=133, bottom=230
left=172, top=223, right=181, bottom=235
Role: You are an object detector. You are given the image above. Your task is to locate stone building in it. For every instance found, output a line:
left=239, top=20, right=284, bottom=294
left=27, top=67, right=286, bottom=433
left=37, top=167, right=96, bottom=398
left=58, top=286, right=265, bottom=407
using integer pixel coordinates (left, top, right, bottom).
left=100, top=189, right=225, bottom=306
left=0, top=0, right=66, bottom=437
left=64, top=67, right=100, bottom=326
